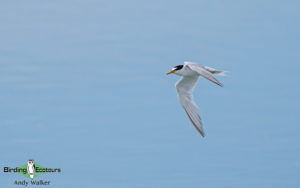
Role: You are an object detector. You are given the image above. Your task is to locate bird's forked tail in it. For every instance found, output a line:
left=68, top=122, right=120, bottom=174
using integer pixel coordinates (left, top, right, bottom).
left=212, top=70, right=227, bottom=76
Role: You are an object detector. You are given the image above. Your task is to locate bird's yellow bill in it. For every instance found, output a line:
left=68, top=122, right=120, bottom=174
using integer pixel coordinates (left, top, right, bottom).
left=167, top=70, right=175, bottom=75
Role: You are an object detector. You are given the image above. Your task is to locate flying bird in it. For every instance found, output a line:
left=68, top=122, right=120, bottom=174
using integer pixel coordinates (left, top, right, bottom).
left=167, top=62, right=225, bottom=137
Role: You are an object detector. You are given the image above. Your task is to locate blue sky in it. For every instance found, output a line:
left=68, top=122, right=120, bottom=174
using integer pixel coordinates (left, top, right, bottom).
left=0, top=0, right=299, bottom=187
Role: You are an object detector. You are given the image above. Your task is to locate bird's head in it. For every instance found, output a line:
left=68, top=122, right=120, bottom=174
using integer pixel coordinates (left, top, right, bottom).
left=27, top=159, right=34, bottom=165
left=167, top=65, right=183, bottom=75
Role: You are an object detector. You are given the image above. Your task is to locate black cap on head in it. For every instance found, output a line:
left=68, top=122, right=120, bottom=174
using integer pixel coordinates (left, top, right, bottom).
left=173, top=65, right=183, bottom=71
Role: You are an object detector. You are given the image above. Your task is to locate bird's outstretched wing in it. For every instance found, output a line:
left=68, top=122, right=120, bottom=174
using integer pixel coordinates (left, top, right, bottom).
left=184, top=62, right=223, bottom=87
left=175, top=76, right=205, bottom=137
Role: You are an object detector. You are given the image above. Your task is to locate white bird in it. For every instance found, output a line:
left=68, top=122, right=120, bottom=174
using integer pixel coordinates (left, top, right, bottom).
left=167, top=62, right=225, bottom=137
left=27, top=159, right=36, bottom=180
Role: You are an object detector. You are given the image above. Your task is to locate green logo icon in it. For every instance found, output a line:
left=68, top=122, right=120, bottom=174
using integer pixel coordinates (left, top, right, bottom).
left=3, top=159, right=61, bottom=179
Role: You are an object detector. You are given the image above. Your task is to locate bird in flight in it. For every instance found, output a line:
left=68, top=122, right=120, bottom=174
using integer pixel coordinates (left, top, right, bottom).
left=167, top=62, right=225, bottom=137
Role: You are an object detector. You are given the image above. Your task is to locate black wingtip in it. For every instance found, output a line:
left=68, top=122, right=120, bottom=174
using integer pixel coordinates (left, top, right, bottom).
left=200, top=132, right=206, bottom=137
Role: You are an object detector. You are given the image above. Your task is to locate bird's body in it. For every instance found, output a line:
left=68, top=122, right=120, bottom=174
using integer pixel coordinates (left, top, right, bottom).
left=167, top=62, right=225, bottom=137
left=27, top=159, right=35, bottom=180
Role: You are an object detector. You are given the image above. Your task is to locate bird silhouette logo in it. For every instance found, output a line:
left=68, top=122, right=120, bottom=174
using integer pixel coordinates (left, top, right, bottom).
left=27, top=159, right=36, bottom=179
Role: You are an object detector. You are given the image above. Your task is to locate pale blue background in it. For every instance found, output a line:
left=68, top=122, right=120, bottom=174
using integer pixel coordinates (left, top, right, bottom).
left=0, top=0, right=299, bottom=187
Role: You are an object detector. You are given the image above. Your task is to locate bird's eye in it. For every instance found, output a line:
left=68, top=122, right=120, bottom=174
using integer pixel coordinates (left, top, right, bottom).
left=173, top=65, right=183, bottom=71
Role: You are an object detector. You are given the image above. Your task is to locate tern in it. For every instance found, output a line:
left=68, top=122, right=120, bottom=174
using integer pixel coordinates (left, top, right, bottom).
left=167, top=62, right=225, bottom=137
